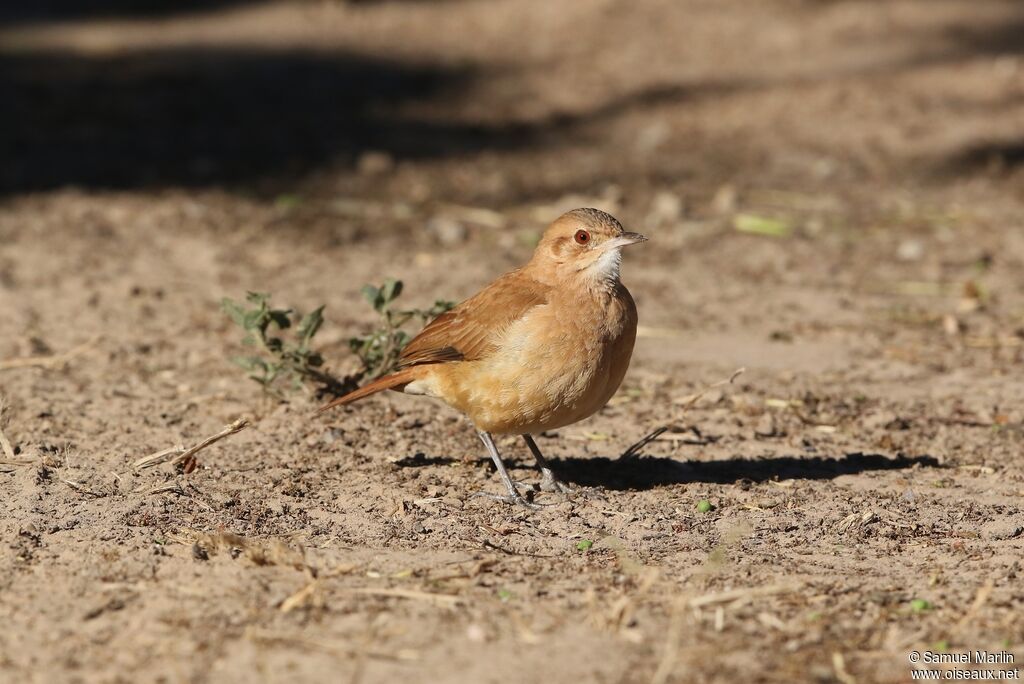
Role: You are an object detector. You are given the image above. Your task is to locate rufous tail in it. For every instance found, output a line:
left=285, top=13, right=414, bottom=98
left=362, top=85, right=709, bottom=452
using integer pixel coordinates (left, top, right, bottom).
left=315, top=366, right=421, bottom=415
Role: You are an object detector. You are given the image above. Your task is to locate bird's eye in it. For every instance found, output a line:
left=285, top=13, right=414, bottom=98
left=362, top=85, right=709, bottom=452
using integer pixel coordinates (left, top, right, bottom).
left=574, top=230, right=591, bottom=245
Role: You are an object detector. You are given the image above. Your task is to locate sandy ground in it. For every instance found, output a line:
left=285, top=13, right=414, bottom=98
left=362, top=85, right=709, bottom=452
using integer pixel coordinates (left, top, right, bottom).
left=2, top=1, right=1024, bottom=682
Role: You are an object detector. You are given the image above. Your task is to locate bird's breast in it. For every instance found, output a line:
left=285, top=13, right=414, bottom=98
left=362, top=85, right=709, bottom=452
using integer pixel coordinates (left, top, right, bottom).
left=434, top=285, right=638, bottom=434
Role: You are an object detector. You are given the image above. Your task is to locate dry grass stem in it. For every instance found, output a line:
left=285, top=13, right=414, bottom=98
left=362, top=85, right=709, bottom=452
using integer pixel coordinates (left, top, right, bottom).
left=832, top=652, right=857, bottom=684
left=688, top=584, right=801, bottom=608
left=133, top=418, right=249, bottom=470
left=953, top=578, right=994, bottom=635
left=0, top=337, right=98, bottom=372
left=650, top=599, right=685, bottom=684
left=247, top=630, right=419, bottom=662
left=673, top=367, right=746, bottom=410
left=60, top=477, right=104, bottom=497
left=345, top=587, right=464, bottom=608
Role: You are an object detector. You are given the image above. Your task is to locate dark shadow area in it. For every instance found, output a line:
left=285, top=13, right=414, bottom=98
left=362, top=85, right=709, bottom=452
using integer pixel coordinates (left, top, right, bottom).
left=0, top=44, right=737, bottom=194
left=943, top=140, right=1024, bottom=176
left=3, top=1, right=1022, bottom=194
left=0, top=0, right=255, bottom=27
left=552, top=452, right=939, bottom=491
left=395, top=450, right=939, bottom=492
left=0, top=48, right=504, bottom=193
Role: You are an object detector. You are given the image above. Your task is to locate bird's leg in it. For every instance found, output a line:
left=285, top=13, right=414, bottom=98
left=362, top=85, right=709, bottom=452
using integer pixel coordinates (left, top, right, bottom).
left=522, top=434, right=574, bottom=494
left=474, top=431, right=541, bottom=509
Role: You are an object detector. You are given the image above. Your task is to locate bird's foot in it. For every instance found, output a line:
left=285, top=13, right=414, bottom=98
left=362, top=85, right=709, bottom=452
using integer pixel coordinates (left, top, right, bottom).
left=471, top=490, right=545, bottom=510
left=538, top=467, right=574, bottom=494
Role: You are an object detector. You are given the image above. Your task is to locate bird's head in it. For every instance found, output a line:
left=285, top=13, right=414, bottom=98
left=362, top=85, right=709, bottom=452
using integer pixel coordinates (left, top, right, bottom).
left=531, top=208, right=646, bottom=287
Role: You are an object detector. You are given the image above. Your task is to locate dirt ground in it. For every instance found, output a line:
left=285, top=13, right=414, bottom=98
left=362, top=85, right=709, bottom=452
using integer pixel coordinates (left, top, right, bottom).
left=2, top=1, right=1024, bottom=682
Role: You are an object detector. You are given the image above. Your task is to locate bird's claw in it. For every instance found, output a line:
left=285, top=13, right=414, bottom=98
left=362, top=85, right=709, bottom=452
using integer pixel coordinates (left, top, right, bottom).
left=538, top=468, right=574, bottom=494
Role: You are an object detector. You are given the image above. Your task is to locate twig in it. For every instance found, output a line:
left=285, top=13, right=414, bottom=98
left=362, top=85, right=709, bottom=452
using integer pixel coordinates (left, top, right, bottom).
left=474, top=537, right=558, bottom=558
left=133, top=419, right=249, bottom=471
left=623, top=369, right=744, bottom=459
left=0, top=337, right=98, bottom=372
left=688, top=583, right=800, bottom=608
left=650, top=599, right=685, bottom=684
left=673, top=367, right=745, bottom=411
left=952, top=578, right=994, bottom=636
left=832, top=652, right=857, bottom=684
left=279, top=563, right=363, bottom=613
left=60, top=477, right=104, bottom=497
left=247, top=630, right=418, bottom=662
left=344, top=587, right=464, bottom=608
left=621, top=427, right=669, bottom=459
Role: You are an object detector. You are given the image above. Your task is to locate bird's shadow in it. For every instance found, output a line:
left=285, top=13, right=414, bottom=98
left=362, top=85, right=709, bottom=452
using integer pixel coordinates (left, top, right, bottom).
left=393, top=450, right=939, bottom=492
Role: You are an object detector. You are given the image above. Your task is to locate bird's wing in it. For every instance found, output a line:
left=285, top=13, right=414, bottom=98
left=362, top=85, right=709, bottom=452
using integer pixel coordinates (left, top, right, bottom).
left=399, top=269, right=550, bottom=368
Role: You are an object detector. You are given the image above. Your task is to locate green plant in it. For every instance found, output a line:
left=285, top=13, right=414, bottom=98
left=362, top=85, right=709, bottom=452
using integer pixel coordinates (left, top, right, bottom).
left=222, top=292, right=343, bottom=397
left=348, top=278, right=454, bottom=379
left=909, top=598, right=932, bottom=613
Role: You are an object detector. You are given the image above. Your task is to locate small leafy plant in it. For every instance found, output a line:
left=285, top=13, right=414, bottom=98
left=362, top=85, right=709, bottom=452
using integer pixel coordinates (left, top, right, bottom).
left=222, top=292, right=343, bottom=397
left=349, top=278, right=454, bottom=378
left=222, top=281, right=453, bottom=397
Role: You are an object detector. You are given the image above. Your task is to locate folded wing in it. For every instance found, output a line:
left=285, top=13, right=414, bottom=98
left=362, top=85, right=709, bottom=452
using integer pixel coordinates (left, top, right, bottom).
left=399, top=269, right=550, bottom=368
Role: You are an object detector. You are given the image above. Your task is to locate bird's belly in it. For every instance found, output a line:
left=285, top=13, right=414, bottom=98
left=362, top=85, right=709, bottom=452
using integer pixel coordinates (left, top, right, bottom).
left=436, top=313, right=635, bottom=434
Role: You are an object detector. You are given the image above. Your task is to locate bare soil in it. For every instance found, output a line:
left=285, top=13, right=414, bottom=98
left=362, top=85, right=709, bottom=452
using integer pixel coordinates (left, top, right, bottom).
left=2, top=1, right=1023, bottom=682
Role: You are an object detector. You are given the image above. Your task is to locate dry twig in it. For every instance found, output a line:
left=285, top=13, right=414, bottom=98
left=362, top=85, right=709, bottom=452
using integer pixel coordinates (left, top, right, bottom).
left=623, top=368, right=744, bottom=458
left=247, top=630, right=418, bottom=662
left=344, top=587, right=463, bottom=608
left=59, top=476, right=104, bottom=497
left=0, top=337, right=98, bottom=372
left=673, top=367, right=746, bottom=412
left=688, top=583, right=801, bottom=608
left=133, top=418, right=249, bottom=471
left=650, top=599, right=686, bottom=684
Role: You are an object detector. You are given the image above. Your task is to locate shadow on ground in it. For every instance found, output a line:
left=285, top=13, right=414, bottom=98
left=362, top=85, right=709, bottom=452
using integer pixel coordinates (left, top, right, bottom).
left=394, top=451, right=939, bottom=491
left=550, top=452, right=939, bottom=491
left=0, top=48, right=489, bottom=193
left=2, top=1, right=1022, bottom=192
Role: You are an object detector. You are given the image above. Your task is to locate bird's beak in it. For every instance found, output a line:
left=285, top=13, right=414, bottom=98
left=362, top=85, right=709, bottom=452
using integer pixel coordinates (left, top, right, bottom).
left=605, top=232, right=648, bottom=249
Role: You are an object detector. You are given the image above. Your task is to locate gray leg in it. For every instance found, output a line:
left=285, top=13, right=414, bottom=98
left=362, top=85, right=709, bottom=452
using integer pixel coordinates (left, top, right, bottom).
left=475, top=431, right=540, bottom=509
left=522, top=434, right=573, bottom=493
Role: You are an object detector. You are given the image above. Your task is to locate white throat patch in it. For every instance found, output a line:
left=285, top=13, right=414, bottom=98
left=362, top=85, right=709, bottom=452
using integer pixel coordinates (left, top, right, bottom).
left=592, top=247, right=622, bottom=287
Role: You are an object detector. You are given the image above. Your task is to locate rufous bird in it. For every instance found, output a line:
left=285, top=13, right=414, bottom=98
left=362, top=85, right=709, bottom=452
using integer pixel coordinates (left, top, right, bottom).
left=318, top=208, right=645, bottom=507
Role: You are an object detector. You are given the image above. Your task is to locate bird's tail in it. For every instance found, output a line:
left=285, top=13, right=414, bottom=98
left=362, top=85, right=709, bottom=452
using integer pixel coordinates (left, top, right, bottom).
left=315, top=366, right=421, bottom=415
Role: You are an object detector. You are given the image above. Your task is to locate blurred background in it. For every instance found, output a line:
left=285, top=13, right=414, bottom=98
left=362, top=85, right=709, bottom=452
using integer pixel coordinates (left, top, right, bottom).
left=2, top=0, right=1022, bottom=200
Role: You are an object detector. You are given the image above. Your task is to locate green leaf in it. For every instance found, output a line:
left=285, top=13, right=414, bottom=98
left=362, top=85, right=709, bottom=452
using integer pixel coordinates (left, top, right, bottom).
left=242, top=310, right=265, bottom=331
left=275, top=194, right=302, bottom=209
left=268, top=310, right=292, bottom=330
left=361, top=285, right=380, bottom=307
left=429, top=300, right=455, bottom=317
left=734, top=213, right=792, bottom=237
left=298, top=306, right=324, bottom=344
left=910, top=598, right=932, bottom=613
left=230, top=355, right=257, bottom=371
left=221, top=298, right=248, bottom=327
left=381, top=278, right=403, bottom=305
left=246, top=291, right=270, bottom=306
left=576, top=539, right=594, bottom=551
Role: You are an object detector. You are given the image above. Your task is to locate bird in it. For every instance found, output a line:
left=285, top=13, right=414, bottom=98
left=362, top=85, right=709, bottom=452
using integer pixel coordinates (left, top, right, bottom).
left=317, top=208, right=646, bottom=507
